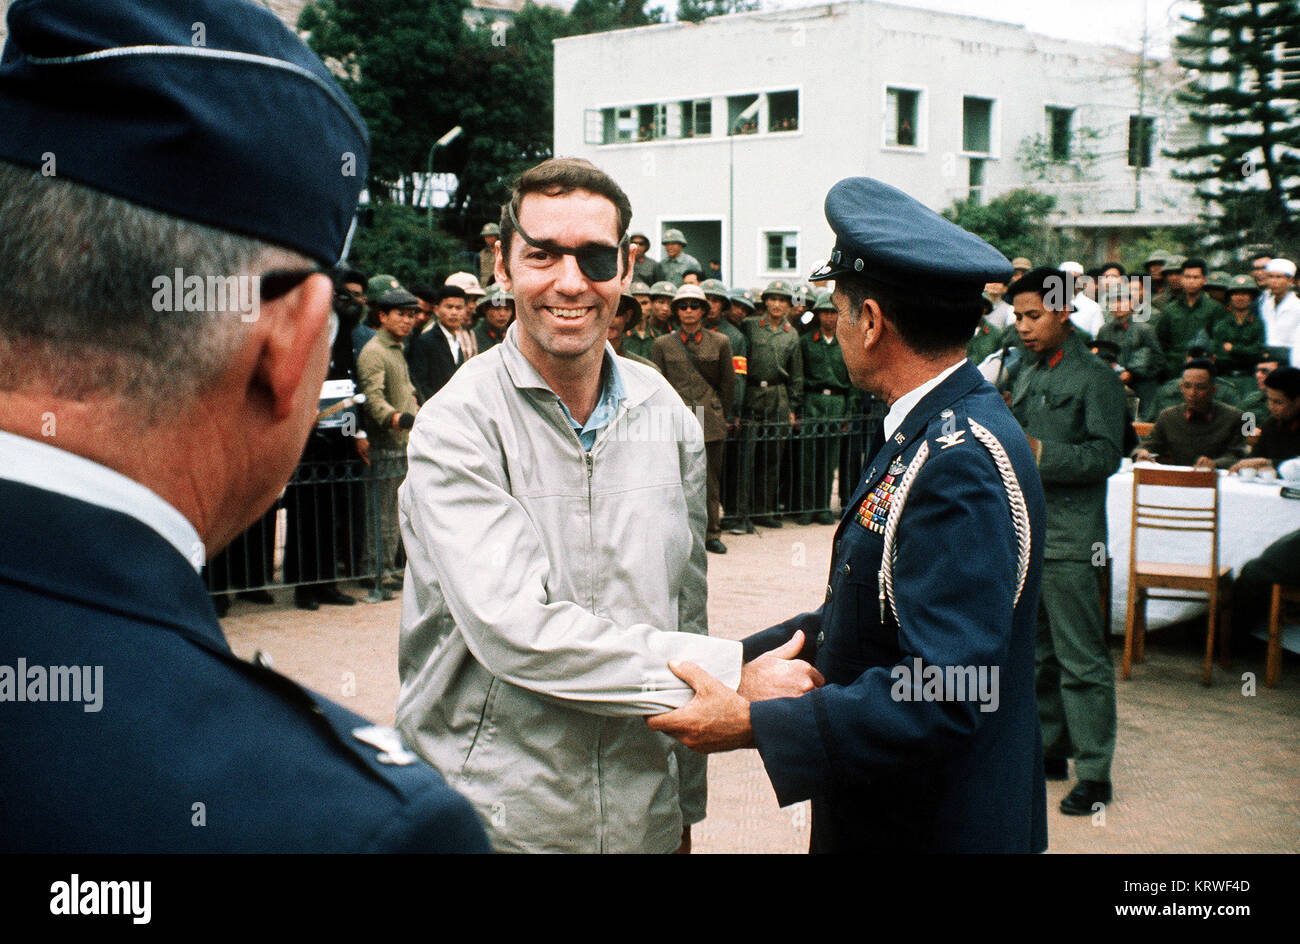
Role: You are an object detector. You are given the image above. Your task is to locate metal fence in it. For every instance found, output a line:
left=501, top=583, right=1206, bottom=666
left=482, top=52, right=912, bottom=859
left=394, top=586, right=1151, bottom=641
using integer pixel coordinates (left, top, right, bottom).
left=204, top=447, right=407, bottom=605
left=206, top=412, right=887, bottom=604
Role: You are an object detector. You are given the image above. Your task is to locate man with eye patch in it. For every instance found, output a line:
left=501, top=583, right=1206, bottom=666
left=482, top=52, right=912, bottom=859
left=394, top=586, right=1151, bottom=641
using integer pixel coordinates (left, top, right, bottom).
left=395, top=157, right=822, bottom=853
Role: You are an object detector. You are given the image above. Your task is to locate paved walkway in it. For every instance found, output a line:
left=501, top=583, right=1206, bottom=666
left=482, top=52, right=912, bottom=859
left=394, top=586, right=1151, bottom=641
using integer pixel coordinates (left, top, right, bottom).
left=222, top=522, right=1300, bottom=854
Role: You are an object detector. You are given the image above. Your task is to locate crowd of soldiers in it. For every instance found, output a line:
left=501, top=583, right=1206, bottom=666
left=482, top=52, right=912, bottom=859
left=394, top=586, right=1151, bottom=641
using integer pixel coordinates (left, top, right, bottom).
left=208, top=228, right=1300, bottom=616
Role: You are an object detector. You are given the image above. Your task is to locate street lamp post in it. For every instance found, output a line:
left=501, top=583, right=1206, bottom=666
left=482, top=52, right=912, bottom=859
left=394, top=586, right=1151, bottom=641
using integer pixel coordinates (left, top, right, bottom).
left=728, top=100, right=761, bottom=285
left=426, top=125, right=463, bottom=262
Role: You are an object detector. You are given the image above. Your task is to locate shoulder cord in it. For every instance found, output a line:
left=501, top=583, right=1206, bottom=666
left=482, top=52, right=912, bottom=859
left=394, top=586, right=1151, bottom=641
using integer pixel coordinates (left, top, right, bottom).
left=877, top=419, right=1032, bottom=628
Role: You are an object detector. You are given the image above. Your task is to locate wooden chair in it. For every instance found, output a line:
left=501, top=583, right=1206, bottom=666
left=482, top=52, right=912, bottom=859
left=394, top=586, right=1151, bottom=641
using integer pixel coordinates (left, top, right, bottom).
left=1266, top=584, right=1300, bottom=687
left=1123, top=466, right=1233, bottom=685
left=1132, top=421, right=1154, bottom=439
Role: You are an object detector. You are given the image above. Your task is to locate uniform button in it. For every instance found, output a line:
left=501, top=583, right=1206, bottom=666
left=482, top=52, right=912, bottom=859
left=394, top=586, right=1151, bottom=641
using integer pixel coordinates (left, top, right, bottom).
left=826, top=583, right=833, bottom=598
left=816, top=631, right=825, bottom=645
left=843, top=562, right=851, bottom=575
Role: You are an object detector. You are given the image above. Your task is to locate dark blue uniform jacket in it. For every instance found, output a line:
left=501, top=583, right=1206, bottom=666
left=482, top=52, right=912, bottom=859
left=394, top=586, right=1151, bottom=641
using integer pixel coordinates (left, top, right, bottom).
left=746, top=362, right=1049, bottom=853
left=0, top=479, right=489, bottom=853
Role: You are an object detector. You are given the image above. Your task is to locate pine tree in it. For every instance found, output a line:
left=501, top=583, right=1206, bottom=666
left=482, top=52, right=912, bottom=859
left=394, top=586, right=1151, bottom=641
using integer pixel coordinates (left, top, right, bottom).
left=1165, top=0, right=1300, bottom=256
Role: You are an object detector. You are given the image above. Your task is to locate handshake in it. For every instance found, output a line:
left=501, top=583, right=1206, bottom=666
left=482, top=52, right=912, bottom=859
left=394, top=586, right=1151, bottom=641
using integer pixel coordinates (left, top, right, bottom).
left=647, top=631, right=824, bottom=754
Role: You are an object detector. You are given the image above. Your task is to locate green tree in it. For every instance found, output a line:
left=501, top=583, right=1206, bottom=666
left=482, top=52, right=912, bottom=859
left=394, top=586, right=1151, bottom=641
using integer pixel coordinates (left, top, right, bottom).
left=300, top=0, right=665, bottom=276
left=568, top=0, right=664, bottom=32
left=676, top=0, right=759, bottom=24
left=1165, top=0, right=1300, bottom=254
left=942, top=189, right=1058, bottom=264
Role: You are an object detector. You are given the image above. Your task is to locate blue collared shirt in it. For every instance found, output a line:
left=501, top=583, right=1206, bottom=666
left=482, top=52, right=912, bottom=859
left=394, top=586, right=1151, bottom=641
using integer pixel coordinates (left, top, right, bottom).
left=555, top=346, right=627, bottom=451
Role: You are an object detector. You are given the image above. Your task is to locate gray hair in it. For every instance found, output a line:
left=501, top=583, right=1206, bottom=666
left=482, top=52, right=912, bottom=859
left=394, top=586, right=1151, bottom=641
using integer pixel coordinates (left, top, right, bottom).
left=0, top=161, right=308, bottom=420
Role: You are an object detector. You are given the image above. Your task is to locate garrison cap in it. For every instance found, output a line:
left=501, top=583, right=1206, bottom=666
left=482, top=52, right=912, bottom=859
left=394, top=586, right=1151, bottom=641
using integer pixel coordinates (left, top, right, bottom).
left=649, top=280, right=676, bottom=298
left=0, top=0, right=370, bottom=267
left=810, top=177, right=1012, bottom=294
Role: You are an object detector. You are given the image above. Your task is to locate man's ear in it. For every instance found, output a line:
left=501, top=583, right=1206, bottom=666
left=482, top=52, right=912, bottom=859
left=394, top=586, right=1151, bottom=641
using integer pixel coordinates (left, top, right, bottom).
left=859, top=296, right=884, bottom=350
left=494, top=241, right=512, bottom=290
left=253, top=272, right=332, bottom=422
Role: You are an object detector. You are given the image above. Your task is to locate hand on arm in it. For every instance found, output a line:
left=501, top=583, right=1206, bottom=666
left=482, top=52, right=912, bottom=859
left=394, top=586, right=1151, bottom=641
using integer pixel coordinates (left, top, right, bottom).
left=647, top=631, right=823, bottom=754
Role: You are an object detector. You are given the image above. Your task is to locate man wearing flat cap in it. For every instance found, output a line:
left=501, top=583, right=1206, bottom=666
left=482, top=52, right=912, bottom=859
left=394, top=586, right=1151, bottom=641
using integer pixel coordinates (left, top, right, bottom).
left=0, top=0, right=486, bottom=852
left=650, top=177, right=1049, bottom=853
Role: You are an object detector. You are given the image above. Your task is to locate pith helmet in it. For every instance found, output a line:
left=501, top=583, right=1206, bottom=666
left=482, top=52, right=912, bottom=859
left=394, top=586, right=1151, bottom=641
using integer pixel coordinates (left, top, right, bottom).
left=762, top=279, right=794, bottom=300
left=671, top=283, right=708, bottom=308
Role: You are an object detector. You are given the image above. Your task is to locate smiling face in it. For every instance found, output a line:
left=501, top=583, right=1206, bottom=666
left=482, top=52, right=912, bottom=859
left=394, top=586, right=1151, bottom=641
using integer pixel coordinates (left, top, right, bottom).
left=496, top=189, right=627, bottom=372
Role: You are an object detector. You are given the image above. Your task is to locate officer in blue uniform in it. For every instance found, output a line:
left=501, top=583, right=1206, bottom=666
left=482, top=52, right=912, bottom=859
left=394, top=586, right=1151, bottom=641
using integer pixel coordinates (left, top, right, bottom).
left=0, top=0, right=487, bottom=852
left=650, top=178, right=1048, bottom=853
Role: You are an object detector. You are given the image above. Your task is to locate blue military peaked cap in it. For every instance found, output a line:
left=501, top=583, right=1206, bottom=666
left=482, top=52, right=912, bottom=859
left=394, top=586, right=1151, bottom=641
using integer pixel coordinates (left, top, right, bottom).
left=0, top=0, right=370, bottom=266
left=811, top=177, right=1013, bottom=295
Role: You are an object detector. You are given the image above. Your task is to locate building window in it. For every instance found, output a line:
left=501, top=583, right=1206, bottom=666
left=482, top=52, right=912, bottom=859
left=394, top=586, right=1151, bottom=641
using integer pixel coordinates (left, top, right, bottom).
left=768, top=90, right=799, bottom=132
left=1046, top=106, right=1073, bottom=161
left=962, top=96, right=993, bottom=154
left=1128, top=115, right=1154, bottom=168
left=765, top=232, right=798, bottom=272
left=680, top=99, right=712, bottom=138
left=885, top=88, right=920, bottom=147
left=728, top=94, right=760, bottom=135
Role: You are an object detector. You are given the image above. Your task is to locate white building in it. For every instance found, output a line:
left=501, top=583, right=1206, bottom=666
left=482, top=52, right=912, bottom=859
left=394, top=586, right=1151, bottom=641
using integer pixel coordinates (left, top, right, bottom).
left=554, top=1, right=1203, bottom=287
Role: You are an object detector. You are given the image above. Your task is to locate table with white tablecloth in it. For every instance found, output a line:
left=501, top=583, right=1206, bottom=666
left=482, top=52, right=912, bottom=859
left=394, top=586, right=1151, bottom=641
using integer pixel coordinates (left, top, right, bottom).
left=1105, top=464, right=1300, bottom=649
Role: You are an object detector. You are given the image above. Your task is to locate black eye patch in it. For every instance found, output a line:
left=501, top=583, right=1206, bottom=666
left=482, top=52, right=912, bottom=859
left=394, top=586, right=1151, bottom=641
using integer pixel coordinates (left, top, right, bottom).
left=507, top=202, right=626, bottom=282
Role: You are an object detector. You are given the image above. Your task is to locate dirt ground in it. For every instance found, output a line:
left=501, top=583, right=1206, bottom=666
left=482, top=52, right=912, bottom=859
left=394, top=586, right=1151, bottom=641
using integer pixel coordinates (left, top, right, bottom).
left=223, top=521, right=1300, bottom=854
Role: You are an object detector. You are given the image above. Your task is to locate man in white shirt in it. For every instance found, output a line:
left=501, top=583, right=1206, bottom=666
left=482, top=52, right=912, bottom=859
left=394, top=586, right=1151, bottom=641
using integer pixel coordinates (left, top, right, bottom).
left=1060, top=261, right=1105, bottom=338
left=1261, top=258, right=1300, bottom=356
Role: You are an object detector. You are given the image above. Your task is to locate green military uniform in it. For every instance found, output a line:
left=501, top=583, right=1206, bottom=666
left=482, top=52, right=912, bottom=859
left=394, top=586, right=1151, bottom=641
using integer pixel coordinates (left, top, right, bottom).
left=1209, top=310, right=1266, bottom=378
left=967, top=316, right=1005, bottom=368
left=473, top=320, right=507, bottom=353
left=1096, top=317, right=1163, bottom=419
left=621, top=325, right=660, bottom=361
left=1156, top=292, right=1226, bottom=378
left=1010, top=329, right=1125, bottom=784
left=715, top=318, right=748, bottom=417
left=743, top=316, right=803, bottom=521
left=799, top=326, right=850, bottom=523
